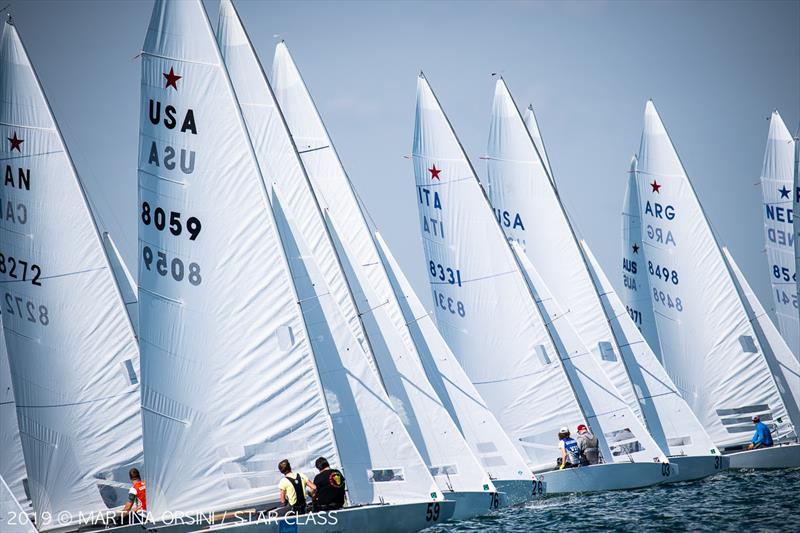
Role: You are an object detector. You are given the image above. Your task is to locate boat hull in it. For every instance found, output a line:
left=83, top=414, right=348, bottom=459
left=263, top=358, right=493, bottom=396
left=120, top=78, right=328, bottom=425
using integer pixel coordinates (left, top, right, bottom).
left=537, top=462, right=671, bottom=493
left=445, top=491, right=504, bottom=520
left=664, top=455, right=728, bottom=483
left=726, top=443, right=800, bottom=469
left=180, top=501, right=456, bottom=533
left=492, top=478, right=546, bottom=506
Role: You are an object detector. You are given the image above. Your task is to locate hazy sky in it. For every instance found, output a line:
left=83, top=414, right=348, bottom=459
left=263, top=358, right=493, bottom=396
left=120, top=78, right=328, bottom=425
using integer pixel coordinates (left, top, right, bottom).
left=5, top=0, right=799, bottom=320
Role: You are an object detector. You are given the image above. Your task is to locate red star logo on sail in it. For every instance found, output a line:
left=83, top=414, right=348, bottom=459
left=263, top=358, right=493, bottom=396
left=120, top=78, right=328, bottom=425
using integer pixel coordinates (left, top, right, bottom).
left=428, top=165, right=441, bottom=180
left=163, top=67, right=182, bottom=90
left=650, top=180, right=661, bottom=193
left=632, top=243, right=639, bottom=254
left=7, top=132, right=23, bottom=152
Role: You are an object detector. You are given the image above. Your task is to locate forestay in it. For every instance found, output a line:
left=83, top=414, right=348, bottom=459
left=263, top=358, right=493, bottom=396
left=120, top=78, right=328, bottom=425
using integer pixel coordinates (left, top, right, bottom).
left=581, top=241, right=721, bottom=458
left=139, top=0, right=339, bottom=516
left=511, top=242, right=668, bottom=465
left=760, top=112, right=799, bottom=357
left=0, top=321, right=30, bottom=513
left=620, top=157, right=662, bottom=361
left=485, top=79, right=643, bottom=422
left=1, top=19, right=142, bottom=528
left=411, top=74, right=586, bottom=471
left=374, top=232, right=532, bottom=483
left=635, top=101, right=791, bottom=448
left=272, top=43, right=493, bottom=494
left=723, top=247, right=800, bottom=437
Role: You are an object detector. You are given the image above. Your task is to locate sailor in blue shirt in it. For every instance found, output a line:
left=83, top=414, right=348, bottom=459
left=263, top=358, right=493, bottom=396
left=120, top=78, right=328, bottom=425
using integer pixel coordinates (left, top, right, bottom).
left=747, top=415, right=773, bottom=450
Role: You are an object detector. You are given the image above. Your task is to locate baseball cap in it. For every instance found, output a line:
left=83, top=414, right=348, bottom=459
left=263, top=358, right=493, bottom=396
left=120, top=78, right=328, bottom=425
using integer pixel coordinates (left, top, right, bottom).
left=577, top=424, right=587, bottom=432
left=559, top=427, right=569, bottom=433
left=752, top=415, right=759, bottom=422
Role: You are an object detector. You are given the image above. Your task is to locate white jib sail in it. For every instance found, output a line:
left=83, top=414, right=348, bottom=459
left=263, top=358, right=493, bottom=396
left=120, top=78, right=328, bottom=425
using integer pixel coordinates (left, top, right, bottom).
left=102, top=232, right=138, bottom=337
left=581, top=241, right=721, bottom=458
left=511, top=242, right=669, bottom=465
left=374, top=232, right=533, bottom=483
left=1, top=475, right=35, bottom=533
left=271, top=43, right=493, bottom=494
left=0, top=321, right=31, bottom=513
left=139, top=0, right=341, bottom=516
left=271, top=193, right=443, bottom=505
left=760, top=111, right=799, bottom=357
left=486, top=79, right=643, bottom=423
left=216, top=0, right=369, bottom=359
left=1, top=19, right=142, bottom=528
left=621, top=156, right=663, bottom=362
left=723, top=247, right=800, bottom=437
left=412, top=73, right=591, bottom=471
left=522, top=105, right=553, bottom=180
left=636, top=100, right=791, bottom=448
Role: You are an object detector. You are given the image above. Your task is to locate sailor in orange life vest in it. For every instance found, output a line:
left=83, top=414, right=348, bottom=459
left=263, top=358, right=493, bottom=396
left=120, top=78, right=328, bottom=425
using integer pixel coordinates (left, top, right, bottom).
left=122, top=467, right=146, bottom=516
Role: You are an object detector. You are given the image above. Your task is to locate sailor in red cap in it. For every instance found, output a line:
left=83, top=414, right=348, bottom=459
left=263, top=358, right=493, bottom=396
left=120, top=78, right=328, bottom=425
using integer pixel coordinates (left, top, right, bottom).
left=576, top=424, right=600, bottom=465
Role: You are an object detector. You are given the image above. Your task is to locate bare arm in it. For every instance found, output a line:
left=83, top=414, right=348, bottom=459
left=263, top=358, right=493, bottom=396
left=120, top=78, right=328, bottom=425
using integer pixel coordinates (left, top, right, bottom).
left=279, top=489, right=287, bottom=506
left=306, top=480, right=317, bottom=499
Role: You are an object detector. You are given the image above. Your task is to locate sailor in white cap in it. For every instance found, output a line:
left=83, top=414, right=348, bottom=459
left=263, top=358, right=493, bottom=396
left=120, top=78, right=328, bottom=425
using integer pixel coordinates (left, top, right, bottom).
left=557, top=426, right=582, bottom=469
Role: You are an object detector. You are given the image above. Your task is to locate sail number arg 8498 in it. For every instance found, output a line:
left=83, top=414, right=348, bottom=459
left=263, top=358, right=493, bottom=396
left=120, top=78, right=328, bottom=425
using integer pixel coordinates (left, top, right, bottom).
left=429, top=261, right=462, bottom=286
left=647, top=261, right=679, bottom=285
left=432, top=289, right=465, bottom=318
left=142, top=245, right=202, bottom=286
left=142, top=202, right=202, bottom=240
left=653, top=288, right=683, bottom=312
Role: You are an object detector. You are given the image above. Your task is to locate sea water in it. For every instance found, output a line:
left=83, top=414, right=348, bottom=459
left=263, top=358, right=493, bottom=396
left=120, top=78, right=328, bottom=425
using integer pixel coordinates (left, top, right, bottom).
left=426, top=469, right=799, bottom=532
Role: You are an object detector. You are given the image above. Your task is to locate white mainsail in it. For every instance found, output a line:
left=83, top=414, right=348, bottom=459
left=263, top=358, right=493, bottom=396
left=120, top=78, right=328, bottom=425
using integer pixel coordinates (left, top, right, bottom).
left=621, top=156, right=662, bottom=361
left=270, top=41, right=494, bottom=498
left=760, top=111, right=799, bottom=357
left=139, top=0, right=441, bottom=517
left=486, top=79, right=643, bottom=422
left=635, top=100, right=793, bottom=448
left=522, top=105, right=553, bottom=180
left=723, top=247, right=800, bottom=434
left=102, top=232, right=138, bottom=337
left=0, top=321, right=30, bottom=513
left=1, top=18, right=142, bottom=528
left=581, top=241, right=721, bottom=458
left=374, top=232, right=532, bottom=485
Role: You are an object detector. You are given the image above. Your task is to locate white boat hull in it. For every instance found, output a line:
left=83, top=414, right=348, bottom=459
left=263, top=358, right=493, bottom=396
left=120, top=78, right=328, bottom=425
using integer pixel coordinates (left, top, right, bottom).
left=445, top=491, right=504, bottom=520
left=182, top=501, right=455, bottom=533
left=492, top=478, right=546, bottom=506
left=537, top=462, right=671, bottom=493
left=726, top=443, right=800, bottom=469
left=664, top=455, right=728, bottom=483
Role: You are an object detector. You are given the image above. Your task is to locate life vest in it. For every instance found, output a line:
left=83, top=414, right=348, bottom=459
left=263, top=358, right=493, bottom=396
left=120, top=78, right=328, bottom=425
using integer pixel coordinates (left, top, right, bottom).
left=561, top=437, right=581, bottom=465
left=132, top=480, right=147, bottom=511
left=286, top=473, right=307, bottom=514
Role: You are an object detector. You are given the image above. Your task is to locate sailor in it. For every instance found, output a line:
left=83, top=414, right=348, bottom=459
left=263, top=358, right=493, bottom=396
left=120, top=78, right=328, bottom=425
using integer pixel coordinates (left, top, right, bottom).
left=558, top=427, right=582, bottom=469
left=575, top=424, right=600, bottom=465
left=312, top=457, right=346, bottom=512
left=746, top=415, right=774, bottom=450
left=121, top=468, right=146, bottom=517
left=277, top=459, right=316, bottom=516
